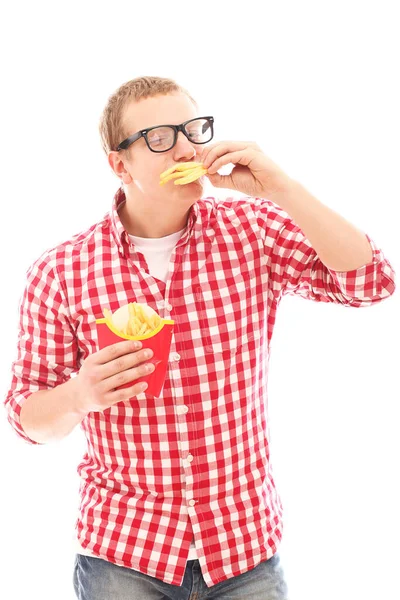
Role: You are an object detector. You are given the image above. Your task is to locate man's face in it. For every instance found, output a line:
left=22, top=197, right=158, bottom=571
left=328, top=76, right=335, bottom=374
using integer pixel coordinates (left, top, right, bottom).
left=112, top=93, right=208, bottom=206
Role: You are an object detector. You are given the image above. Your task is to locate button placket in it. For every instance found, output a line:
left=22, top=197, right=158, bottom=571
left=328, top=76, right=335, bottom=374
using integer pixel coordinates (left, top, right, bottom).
left=169, top=351, right=181, bottom=363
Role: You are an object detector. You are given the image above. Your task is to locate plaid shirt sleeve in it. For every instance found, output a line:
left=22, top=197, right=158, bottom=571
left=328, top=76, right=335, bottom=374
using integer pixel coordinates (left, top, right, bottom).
left=255, top=197, right=396, bottom=306
left=3, top=252, right=79, bottom=445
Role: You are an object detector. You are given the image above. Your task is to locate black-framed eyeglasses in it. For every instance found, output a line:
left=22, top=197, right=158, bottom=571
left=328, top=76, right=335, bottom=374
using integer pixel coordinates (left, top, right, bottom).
left=116, top=116, right=214, bottom=152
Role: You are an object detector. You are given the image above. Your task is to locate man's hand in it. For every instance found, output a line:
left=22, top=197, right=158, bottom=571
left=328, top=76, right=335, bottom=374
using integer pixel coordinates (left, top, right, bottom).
left=200, top=141, right=293, bottom=198
left=74, top=340, right=155, bottom=415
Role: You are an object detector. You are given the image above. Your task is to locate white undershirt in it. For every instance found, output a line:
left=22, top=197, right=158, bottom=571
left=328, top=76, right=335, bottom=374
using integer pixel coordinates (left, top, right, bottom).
left=75, top=226, right=198, bottom=561
left=128, top=227, right=186, bottom=282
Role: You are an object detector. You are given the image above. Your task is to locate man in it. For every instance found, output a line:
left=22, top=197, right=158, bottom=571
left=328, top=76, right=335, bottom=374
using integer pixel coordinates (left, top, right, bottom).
left=4, top=76, right=396, bottom=599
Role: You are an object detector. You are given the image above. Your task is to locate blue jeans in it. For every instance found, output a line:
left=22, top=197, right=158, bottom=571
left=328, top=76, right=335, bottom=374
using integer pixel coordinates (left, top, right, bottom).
left=73, top=552, right=289, bottom=599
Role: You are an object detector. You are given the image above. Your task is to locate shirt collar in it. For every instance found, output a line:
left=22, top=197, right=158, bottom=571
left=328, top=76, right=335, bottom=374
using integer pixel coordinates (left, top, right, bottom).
left=107, top=186, right=200, bottom=256
left=109, top=187, right=129, bottom=256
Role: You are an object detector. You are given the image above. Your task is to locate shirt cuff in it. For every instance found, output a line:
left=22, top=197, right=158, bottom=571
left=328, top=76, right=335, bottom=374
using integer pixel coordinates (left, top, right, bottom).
left=327, top=234, right=395, bottom=303
left=5, top=391, right=43, bottom=445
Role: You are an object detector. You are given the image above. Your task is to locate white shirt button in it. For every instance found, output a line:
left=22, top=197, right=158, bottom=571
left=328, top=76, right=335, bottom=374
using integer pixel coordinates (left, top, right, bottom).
left=173, top=352, right=181, bottom=361
left=187, top=454, right=194, bottom=462
left=188, top=499, right=196, bottom=507
left=176, top=405, right=189, bottom=414
left=165, top=302, right=173, bottom=311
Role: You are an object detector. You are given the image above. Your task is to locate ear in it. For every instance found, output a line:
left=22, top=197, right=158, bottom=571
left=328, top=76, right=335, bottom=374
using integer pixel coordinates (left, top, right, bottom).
left=108, top=151, right=133, bottom=185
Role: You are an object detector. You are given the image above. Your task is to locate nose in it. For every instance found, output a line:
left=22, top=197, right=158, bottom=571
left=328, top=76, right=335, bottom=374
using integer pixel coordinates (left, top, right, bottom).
left=173, top=130, right=197, bottom=161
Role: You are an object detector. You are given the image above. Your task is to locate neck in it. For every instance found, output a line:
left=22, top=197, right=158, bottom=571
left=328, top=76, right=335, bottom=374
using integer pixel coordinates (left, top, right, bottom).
left=118, top=196, right=191, bottom=238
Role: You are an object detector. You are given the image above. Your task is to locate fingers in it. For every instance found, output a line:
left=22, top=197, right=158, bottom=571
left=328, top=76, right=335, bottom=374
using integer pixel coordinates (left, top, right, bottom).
left=206, top=171, right=233, bottom=189
left=101, top=358, right=155, bottom=396
left=201, top=142, right=254, bottom=170
left=94, top=340, right=142, bottom=366
left=101, top=381, right=149, bottom=410
left=100, top=346, right=154, bottom=381
left=107, top=379, right=150, bottom=404
left=76, top=341, right=156, bottom=412
left=206, top=150, right=251, bottom=175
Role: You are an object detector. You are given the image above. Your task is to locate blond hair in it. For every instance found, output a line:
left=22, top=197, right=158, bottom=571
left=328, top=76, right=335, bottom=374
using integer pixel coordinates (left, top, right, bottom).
left=99, top=76, right=198, bottom=155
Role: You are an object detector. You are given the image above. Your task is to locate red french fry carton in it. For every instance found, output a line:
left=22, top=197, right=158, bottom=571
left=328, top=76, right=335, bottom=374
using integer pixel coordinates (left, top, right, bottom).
left=96, top=307, right=174, bottom=397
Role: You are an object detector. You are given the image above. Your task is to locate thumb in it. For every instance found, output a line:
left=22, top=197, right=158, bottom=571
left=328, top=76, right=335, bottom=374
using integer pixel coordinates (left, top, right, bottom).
left=206, top=172, right=235, bottom=190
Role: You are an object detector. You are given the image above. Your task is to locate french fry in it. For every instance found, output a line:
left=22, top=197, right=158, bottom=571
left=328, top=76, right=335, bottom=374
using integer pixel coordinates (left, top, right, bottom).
left=141, top=307, right=156, bottom=329
left=159, top=171, right=186, bottom=186
left=160, top=161, right=203, bottom=180
left=138, top=322, right=148, bottom=336
left=174, top=166, right=208, bottom=185
left=159, top=162, right=208, bottom=186
left=127, top=303, right=136, bottom=335
left=103, top=303, right=162, bottom=337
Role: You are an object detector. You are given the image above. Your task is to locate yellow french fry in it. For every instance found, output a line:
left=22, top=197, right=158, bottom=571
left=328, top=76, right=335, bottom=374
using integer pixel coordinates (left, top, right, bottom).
left=159, top=171, right=185, bottom=186
left=139, top=306, right=155, bottom=329
left=174, top=161, right=204, bottom=171
left=174, top=167, right=207, bottom=185
left=128, top=304, right=136, bottom=332
left=105, top=302, right=162, bottom=337
left=134, top=316, right=142, bottom=333
left=160, top=161, right=203, bottom=180
left=150, top=315, right=160, bottom=329
left=160, top=166, right=178, bottom=179
left=137, top=322, right=148, bottom=336
left=131, top=305, right=138, bottom=318
left=126, top=316, right=134, bottom=336
left=129, top=315, right=138, bottom=336
left=125, top=320, right=131, bottom=336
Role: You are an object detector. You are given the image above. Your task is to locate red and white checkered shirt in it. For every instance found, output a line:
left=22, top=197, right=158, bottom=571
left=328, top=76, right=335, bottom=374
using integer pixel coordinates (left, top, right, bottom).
left=4, top=187, right=396, bottom=587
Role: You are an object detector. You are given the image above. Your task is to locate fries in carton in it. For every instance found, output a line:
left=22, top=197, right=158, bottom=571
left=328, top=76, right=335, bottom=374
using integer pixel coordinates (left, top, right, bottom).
left=96, top=302, right=174, bottom=397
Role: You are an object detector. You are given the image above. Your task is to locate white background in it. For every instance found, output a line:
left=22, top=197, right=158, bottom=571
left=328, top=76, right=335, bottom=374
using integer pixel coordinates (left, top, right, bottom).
left=1, top=1, right=399, bottom=598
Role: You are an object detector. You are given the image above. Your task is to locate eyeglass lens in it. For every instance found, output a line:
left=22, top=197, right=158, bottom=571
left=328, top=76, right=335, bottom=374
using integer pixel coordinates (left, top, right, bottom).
left=146, top=118, right=213, bottom=151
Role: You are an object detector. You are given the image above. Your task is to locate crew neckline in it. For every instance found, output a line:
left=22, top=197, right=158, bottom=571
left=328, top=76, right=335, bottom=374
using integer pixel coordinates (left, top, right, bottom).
left=129, top=227, right=186, bottom=246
